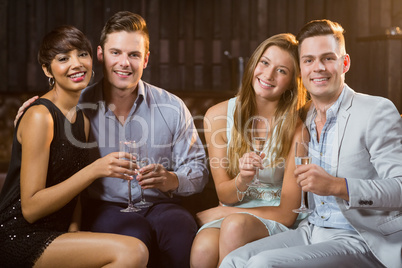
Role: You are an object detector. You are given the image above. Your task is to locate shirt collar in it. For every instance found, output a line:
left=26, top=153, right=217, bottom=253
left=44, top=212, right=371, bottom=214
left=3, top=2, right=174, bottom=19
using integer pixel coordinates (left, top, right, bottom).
left=100, top=79, right=149, bottom=116
left=136, top=80, right=149, bottom=107
left=312, top=86, right=346, bottom=121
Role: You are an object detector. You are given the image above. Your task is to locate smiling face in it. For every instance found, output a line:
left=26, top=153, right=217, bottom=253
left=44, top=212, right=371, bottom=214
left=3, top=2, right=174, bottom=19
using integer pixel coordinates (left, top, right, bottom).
left=97, top=31, right=149, bottom=92
left=252, top=45, right=294, bottom=102
left=299, top=34, right=350, bottom=104
left=44, top=49, right=92, bottom=92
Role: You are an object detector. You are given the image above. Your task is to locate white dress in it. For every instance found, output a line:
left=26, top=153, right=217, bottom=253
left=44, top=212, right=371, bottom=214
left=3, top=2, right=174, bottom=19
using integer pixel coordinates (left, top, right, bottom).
left=198, top=97, right=304, bottom=234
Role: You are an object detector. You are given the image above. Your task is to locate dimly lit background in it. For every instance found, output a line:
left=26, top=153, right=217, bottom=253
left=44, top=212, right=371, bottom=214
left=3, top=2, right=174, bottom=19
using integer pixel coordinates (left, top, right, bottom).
left=0, top=0, right=402, bottom=171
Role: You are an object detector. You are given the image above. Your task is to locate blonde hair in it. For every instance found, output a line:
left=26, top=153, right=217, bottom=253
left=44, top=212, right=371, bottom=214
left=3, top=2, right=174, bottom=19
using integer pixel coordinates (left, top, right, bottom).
left=227, top=33, right=306, bottom=177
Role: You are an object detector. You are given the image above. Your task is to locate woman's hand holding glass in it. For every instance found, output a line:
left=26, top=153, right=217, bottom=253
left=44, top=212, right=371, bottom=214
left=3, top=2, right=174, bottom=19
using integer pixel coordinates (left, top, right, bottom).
left=90, top=151, right=136, bottom=181
left=235, top=151, right=266, bottom=201
left=238, top=151, right=266, bottom=185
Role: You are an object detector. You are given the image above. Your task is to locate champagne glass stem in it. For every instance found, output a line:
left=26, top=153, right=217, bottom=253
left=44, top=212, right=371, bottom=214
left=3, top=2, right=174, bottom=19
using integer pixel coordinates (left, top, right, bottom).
left=140, top=188, right=146, bottom=202
left=134, top=152, right=153, bottom=209
left=255, top=162, right=260, bottom=182
left=300, top=190, right=307, bottom=209
left=128, top=180, right=133, bottom=206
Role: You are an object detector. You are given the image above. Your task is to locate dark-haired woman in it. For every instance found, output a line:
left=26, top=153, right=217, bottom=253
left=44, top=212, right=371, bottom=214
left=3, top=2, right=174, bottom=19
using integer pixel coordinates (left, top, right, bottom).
left=0, top=25, right=148, bottom=268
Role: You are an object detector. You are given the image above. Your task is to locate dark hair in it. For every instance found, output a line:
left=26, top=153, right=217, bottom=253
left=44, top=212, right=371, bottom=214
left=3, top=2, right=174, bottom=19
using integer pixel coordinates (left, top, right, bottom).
left=296, top=19, right=346, bottom=54
left=100, top=11, right=149, bottom=54
left=38, top=25, right=93, bottom=75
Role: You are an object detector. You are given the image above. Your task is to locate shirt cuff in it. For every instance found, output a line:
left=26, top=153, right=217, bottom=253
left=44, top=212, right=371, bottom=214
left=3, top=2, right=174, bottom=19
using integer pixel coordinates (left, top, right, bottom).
left=344, top=178, right=350, bottom=207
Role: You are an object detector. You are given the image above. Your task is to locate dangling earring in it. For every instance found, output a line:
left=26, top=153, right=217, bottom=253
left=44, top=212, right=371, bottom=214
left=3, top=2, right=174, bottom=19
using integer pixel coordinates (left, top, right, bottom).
left=48, top=77, right=55, bottom=87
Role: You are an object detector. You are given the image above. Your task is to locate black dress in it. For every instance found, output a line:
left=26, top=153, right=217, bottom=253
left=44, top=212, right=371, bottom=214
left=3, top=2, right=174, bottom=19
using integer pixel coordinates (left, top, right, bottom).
left=0, top=99, right=89, bottom=268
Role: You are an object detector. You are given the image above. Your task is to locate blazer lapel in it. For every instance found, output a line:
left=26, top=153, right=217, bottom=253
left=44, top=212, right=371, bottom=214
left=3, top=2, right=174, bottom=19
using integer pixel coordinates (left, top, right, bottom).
left=336, top=85, right=354, bottom=175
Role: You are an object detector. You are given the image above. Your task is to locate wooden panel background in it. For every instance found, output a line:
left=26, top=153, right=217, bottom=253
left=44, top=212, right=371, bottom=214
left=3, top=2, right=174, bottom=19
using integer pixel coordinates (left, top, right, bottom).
left=1, top=0, right=402, bottom=112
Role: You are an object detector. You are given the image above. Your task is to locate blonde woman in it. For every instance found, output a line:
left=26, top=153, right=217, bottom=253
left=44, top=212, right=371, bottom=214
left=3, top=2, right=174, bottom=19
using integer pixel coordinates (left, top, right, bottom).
left=190, top=33, right=308, bottom=267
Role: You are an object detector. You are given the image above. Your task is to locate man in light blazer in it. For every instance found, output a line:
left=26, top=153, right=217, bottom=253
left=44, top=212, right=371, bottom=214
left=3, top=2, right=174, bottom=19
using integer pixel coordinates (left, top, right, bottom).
left=221, top=19, right=402, bottom=268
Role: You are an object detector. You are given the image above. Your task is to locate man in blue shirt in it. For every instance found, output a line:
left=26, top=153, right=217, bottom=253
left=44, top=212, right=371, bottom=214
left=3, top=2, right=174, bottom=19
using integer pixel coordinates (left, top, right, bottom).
left=221, top=19, right=402, bottom=268
left=79, top=11, right=208, bottom=268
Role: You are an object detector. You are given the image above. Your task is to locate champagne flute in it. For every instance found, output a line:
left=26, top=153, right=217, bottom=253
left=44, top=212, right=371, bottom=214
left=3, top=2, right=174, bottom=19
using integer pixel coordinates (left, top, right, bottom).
left=134, top=144, right=153, bottom=208
left=292, top=142, right=313, bottom=213
left=248, top=117, right=269, bottom=187
left=120, top=140, right=141, bottom=213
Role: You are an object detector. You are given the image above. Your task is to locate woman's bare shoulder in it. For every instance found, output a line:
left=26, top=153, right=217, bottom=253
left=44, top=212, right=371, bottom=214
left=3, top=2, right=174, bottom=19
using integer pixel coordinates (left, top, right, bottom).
left=204, top=100, right=231, bottom=135
left=20, top=105, right=53, bottom=127
left=205, top=99, right=230, bottom=119
left=18, top=104, right=53, bottom=143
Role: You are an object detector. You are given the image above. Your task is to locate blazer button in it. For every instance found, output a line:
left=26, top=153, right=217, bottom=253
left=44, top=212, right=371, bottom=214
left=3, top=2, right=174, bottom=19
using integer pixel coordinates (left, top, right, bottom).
left=359, top=200, right=368, bottom=205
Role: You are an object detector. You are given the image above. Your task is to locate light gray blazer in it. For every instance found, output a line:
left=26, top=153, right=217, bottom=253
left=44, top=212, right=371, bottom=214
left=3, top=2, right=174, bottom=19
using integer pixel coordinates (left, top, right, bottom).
left=305, top=85, right=402, bottom=268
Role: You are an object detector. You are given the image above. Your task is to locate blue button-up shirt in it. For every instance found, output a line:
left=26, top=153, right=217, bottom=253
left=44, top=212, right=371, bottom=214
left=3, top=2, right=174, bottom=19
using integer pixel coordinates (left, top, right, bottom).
left=308, top=89, right=354, bottom=230
left=78, top=79, right=208, bottom=203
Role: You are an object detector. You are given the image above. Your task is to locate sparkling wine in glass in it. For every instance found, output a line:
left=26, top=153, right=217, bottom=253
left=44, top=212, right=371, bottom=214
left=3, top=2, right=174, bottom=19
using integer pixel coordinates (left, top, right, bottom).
left=252, top=137, right=266, bottom=155
left=293, top=142, right=313, bottom=213
left=120, top=140, right=141, bottom=213
left=134, top=145, right=153, bottom=209
left=248, top=117, right=269, bottom=187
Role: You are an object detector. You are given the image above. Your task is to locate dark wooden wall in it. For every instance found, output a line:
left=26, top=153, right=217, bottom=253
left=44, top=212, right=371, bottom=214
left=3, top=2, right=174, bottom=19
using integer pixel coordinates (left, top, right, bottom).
left=1, top=0, right=402, bottom=112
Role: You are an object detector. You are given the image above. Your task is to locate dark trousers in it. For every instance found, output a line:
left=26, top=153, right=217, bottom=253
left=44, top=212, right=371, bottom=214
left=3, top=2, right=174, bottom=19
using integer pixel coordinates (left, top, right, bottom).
left=81, top=197, right=197, bottom=268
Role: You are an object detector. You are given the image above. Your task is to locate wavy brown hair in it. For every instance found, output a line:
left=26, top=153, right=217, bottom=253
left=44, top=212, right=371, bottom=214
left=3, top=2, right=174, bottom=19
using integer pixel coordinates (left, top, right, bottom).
left=227, top=33, right=306, bottom=177
left=296, top=19, right=346, bottom=55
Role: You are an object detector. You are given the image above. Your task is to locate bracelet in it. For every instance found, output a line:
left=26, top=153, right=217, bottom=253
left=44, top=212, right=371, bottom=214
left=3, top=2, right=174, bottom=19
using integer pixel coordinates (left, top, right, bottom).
left=235, top=173, right=249, bottom=202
